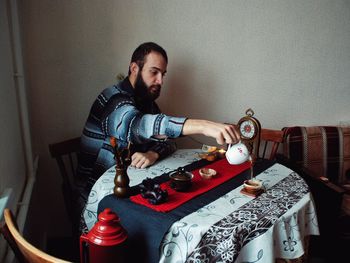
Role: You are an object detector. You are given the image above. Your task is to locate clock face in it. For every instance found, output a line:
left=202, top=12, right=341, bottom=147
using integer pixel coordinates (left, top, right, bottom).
left=239, top=120, right=256, bottom=139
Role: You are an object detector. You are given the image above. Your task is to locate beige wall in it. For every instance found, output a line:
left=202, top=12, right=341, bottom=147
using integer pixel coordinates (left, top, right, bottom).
left=0, top=0, right=26, bottom=216
left=21, top=0, right=350, bottom=238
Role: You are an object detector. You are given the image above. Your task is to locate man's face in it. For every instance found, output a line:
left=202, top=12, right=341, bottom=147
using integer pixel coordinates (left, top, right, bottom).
left=134, top=52, right=167, bottom=101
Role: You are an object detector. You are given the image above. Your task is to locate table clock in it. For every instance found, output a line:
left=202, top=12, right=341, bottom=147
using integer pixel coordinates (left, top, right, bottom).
left=237, top=108, right=261, bottom=158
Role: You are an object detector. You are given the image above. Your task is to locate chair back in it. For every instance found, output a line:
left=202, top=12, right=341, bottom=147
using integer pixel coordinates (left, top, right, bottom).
left=230, top=124, right=284, bottom=160
left=258, top=128, right=285, bottom=160
left=48, top=137, right=80, bottom=226
left=0, top=208, right=71, bottom=263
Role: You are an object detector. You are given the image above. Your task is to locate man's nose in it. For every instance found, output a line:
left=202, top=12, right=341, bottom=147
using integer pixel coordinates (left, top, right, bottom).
left=155, top=73, right=163, bottom=85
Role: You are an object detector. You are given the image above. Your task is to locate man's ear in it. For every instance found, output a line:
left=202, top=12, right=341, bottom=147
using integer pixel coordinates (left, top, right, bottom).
left=129, top=62, right=139, bottom=76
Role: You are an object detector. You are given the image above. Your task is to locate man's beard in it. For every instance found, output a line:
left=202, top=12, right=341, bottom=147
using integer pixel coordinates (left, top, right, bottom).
left=134, top=72, right=161, bottom=102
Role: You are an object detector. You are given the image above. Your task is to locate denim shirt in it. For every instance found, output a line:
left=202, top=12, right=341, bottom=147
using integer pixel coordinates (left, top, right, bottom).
left=77, top=78, right=187, bottom=191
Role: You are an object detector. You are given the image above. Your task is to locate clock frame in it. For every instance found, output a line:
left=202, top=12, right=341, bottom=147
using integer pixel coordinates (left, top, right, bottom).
left=237, top=108, right=261, bottom=157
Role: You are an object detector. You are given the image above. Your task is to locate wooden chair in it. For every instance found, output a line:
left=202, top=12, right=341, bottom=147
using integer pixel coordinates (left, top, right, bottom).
left=48, top=137, right=81, bottom=230
left=230, top=124, right=285, bottom=161
left=0, top=208, right=72, bottom=263
left=258, top=128, right=285, bottom=160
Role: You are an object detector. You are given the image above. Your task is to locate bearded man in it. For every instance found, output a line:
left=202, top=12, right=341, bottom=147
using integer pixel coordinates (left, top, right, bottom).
left=76, top=42, right=239, bottom=232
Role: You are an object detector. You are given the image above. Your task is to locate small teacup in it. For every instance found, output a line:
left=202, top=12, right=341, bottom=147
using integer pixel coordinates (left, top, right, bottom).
left=243, top=179, right=262, bottom=193
left=226, top=141, right=249, bottom=165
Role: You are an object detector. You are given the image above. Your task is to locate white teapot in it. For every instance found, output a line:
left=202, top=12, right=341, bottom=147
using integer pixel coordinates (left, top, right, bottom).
left=226, top=141, right=249, bottom=165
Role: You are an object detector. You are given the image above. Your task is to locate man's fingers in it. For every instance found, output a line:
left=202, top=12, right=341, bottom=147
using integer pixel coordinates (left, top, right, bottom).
left=224, top=125, right=240, bottom=144
left=140, top=162, right=149, bottom=169
left=133, top=159, right=146, bottom=168
left=229, top=125, right=240, bottom=141
left=216, top=135, right=225, bottom=145
left=217, top=125, right=239, bottom=145
left=131, top=153, right=142, bottom=167
left=130, top=151, right=157, bottom=169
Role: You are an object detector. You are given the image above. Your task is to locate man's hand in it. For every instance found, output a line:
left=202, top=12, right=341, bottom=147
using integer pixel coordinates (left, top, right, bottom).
left=131, top=151, right=160, bottom=169
left=182, top=119, right=240, bottom=145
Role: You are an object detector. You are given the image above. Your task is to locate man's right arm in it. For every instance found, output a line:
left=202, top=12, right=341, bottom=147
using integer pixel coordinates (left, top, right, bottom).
left=101, top=94, right=239, bottom=146
left=101, top=94, right=186, bottom=143
left=182, top=119, right=240, bottom=145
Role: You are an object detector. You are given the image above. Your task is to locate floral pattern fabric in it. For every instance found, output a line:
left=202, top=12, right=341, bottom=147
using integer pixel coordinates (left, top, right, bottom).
left=185, top=173, right=310, bottom=263
left=83, top=149, right=202, bottom=230
left=159, top=164, right=319, bottom=263
left=83, top=150, right=319, bottom=263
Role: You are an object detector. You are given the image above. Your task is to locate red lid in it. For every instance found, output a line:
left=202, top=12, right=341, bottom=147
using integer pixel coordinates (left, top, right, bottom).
left=86, top=208, right=127, bottom=246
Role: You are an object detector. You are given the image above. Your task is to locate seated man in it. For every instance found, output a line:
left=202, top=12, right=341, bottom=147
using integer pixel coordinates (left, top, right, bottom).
left=76, top=42, right=240, bottom=232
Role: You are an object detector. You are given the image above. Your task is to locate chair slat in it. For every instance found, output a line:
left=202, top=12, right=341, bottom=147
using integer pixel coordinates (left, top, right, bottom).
left=259, top=128, right=285, bottom=160
left=48, top=137, right=80, bottom=233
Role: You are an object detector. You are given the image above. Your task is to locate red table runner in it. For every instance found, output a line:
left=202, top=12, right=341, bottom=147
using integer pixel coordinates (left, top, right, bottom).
left=130, top=158, right=251, bottom=212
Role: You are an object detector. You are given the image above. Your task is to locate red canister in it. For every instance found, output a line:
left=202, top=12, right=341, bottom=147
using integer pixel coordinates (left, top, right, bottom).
left=80, top=208, right=128, bottom=263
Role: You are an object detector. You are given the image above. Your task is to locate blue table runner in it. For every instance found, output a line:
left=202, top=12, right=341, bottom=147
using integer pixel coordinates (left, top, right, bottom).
left=98, top=159, right=275, bottom=263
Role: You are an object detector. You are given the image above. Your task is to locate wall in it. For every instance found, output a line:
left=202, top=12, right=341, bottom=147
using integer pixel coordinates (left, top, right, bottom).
left=20, top=0, right=350, bottom=239
left=0, top=0, right=27, bottom=259
left=0, top=0, right=26, bottom=218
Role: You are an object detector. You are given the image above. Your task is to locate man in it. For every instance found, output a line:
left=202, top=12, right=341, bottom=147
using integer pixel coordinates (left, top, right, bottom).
left=76, top=42, right=239, bottom=231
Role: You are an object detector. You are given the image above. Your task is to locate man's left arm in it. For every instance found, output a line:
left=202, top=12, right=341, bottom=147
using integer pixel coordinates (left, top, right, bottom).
left=148, top=140, right=177, bottom=159
left=130, top=140, right=177, bottom=169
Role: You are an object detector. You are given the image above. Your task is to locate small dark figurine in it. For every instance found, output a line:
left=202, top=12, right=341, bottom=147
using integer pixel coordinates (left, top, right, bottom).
left=139, top=178, right=168, bottom=205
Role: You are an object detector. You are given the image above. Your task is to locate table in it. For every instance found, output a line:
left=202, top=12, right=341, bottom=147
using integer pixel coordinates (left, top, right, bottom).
left=83, top=149, right=204, bottom=230
left=83, top=149, right=319, bottom=263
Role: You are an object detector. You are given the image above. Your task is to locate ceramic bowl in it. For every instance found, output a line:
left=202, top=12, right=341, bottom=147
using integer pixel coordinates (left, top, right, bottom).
left=199, top=168, right=217, bottom=179
left=198, top=152, right=217, bottom=162
left=243, top=179, right=262, bottom=192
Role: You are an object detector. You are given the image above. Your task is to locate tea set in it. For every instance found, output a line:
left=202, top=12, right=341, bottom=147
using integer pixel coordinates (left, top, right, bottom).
left=115, top=109, right=264, bottom=203
left=172, top=139, right=262, bottom=195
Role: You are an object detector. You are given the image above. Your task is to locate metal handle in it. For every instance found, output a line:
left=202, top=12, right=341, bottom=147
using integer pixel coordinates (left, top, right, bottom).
left=79, top=235, right=90, bottom=263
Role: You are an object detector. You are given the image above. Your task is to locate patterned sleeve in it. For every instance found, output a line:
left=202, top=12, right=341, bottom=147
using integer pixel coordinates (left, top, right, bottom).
left=148, top=140, right=177, bottom=160
left=100, top=94, right=186, bottom=144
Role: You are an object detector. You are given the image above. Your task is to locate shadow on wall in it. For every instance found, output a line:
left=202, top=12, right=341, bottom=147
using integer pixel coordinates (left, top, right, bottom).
left=167, top=69, right=218, bottom=115
left=161, top=58, right=222, bottom=148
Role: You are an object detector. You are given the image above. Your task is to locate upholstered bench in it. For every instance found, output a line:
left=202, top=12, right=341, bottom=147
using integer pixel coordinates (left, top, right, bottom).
left=283, top=126, right=350, bottom=206
left=281, top=126, right=350, bottom=260
left=282, top=125, right=350, bottom=249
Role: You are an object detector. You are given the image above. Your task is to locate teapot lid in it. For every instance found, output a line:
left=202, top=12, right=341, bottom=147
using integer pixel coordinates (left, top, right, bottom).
left=169, top=167, right=193, bottom=181
left=86, top=208, right=127, bottom=246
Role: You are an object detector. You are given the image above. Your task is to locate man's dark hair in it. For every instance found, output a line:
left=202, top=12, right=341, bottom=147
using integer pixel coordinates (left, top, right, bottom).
left=128, top=42, right=168, bottom=75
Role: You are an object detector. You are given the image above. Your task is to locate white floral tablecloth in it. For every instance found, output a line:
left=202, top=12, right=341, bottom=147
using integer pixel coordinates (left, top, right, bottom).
left=83, top=149, right=319, bottom=263
left=83, top=149, right=202, bottom=230
left=160, top=163, right=319, bottom=263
